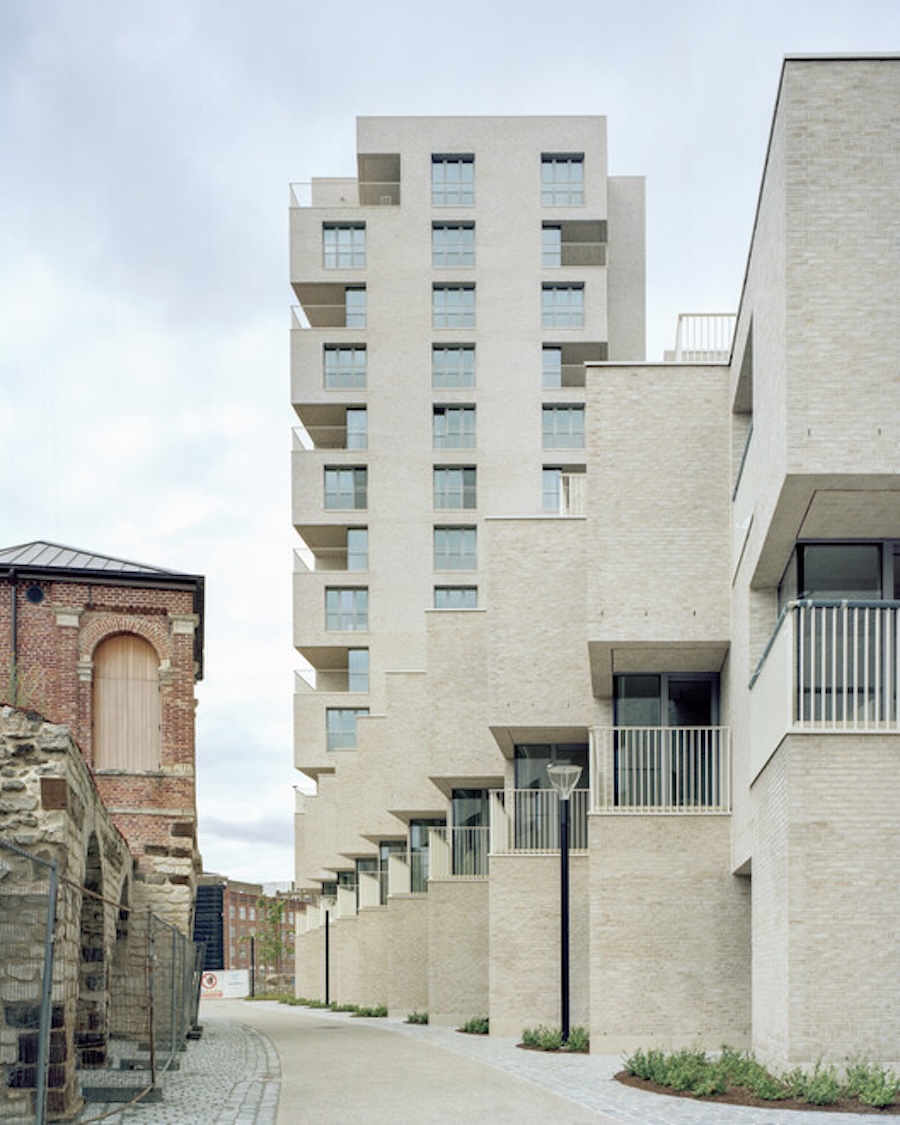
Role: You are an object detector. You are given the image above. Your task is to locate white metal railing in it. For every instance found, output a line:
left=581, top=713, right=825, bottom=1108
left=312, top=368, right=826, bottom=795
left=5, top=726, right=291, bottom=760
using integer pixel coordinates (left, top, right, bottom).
left=792, top=601, right=899, bottom=729
left=429, top=826, right=489, bottom=878
left=489, top=789, right=589, bottom=853
left=592, top=727, right=732, bottom=813
left=671, top=313, right=736, bottom=362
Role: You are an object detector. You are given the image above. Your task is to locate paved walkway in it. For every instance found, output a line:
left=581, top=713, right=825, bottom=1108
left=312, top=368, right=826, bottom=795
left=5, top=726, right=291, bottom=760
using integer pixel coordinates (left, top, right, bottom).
left=78, top=1000, right=883, bottom=1124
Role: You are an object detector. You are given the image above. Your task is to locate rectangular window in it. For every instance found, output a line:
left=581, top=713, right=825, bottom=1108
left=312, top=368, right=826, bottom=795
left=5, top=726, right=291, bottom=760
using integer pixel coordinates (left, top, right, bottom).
left=345, top=287, right=366, bottom=328
left=433, top=406, right=475, bottom=449
left=347, top=528, right=368, bottom=571
left=432, top=223, right=475, bottom=267
left=346, top=408, right=367, bottom=449
left=434, top=586, right=478, bottom=609
left=326, top=708, right=369, bottom=750
left=542, top=346, right=562, bottom=388
left=434, top=526, right=477, bottom=570
left=541, top=154, right=584, bottom=205
left=542, top=467, right=562, bottom=511
left=324, top=345, right=366, bottom=389
left=433, top=284, right=475, bottom=328
left=432, top=345, right=475, bottom=389
left=324, top=467, right=367, bottom=509
left=434, top=467, right=476, bottom=509
left=542, top=283, right=584, bottom=327
left=348, top=649, right=369, bottom=692
left=325, top=587, right=368, bottom=631
left=432, top=155, right=474, bottom=205
left=323, top=223, right=366, bottom=268
left=542, top=406, right=584, bottom=449
left=542, top=225, right=562, bottom=267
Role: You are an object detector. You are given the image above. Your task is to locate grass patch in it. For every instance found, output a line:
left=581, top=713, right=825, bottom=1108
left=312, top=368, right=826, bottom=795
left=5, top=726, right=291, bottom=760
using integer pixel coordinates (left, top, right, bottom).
left=352, top=1004, right=388, bottom=1018
left=406, top=1011, right=429, bottom=1025
left=458, top=1016, right=489, bottom=1035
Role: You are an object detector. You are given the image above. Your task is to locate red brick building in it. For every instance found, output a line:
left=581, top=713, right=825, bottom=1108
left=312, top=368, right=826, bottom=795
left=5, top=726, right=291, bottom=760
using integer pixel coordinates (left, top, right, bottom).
left=195, top=874, right=310, bottom=985
left=0, top=541, right=204, bottom=933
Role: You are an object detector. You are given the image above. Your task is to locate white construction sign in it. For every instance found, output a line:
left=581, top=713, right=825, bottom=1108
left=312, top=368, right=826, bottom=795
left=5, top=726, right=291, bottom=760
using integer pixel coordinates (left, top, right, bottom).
left=201, top=970, right=249, bottom=999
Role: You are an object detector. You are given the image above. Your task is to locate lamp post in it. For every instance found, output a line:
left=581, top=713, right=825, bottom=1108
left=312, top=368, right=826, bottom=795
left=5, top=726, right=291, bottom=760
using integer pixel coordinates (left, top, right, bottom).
left=547, top=761, right=582, bottom=1044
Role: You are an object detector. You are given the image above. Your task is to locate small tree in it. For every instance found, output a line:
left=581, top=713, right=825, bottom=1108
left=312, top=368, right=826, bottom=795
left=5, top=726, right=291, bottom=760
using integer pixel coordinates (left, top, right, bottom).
left=255, top=896, right=287, bottom=975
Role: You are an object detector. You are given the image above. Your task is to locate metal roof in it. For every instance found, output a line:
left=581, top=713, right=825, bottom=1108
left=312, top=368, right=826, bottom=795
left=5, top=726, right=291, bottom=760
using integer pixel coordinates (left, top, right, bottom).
left=0, top=541, right=186, bottom=576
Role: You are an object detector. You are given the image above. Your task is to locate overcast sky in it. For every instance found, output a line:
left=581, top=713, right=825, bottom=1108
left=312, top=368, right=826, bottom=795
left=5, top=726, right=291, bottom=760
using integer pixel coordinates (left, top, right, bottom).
left=1, top=0, right=897, bottom=883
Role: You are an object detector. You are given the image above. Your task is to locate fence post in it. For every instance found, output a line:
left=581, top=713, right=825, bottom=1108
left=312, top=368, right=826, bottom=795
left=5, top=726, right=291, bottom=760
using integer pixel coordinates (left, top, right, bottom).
left=34, top=858, right=58, bottom=1125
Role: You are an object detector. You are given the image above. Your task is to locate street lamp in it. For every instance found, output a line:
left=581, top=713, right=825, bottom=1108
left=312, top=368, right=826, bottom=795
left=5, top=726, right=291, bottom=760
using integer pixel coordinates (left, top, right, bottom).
left=547, top=761, right=582, bottom=1044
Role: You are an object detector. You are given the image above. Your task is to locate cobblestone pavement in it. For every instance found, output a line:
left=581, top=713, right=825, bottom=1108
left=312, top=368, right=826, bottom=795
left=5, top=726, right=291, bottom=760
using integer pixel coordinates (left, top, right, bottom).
left=75, top=1001, right=884, bottom=1124
left=75, top=1015, right=279, bottom=1125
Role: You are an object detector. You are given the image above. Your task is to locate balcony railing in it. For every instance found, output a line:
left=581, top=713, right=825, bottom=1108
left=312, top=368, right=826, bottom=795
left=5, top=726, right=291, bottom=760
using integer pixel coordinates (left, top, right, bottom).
left=592, top=727, right=732, bottom=813
left=428, top=827, right=489, bottom=878
left=752, top=602, right=900, bottom=740
left=669, top=313, right=736, bottom=362
left=489, top=789, right=589, bottom=853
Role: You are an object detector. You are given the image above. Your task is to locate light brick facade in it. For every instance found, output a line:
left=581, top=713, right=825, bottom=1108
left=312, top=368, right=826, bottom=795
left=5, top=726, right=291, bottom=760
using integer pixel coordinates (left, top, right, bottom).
left=292, top=58, right=900, bottom=1071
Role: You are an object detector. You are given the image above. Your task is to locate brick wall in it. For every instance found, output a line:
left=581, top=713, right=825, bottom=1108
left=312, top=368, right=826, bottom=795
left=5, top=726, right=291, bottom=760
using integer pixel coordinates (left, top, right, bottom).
left=427, top=879, right=489, bottom=1026
left=753, top=735, right=900, bottom=1070
left=489, top=853, right=590, bottom=1038
left=589, top=815, right=751, bottom=1053
left=0, top=575, right=201, bottom=934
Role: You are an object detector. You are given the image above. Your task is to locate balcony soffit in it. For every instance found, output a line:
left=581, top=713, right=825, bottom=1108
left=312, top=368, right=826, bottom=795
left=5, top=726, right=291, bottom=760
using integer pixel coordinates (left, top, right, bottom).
left=588, top=640, right=730, bottom=699
left=428, top=774, right=506, bottom=798
left=750, top=477, right=900, bottom=589
left=489, top=725, right=590, bottom=759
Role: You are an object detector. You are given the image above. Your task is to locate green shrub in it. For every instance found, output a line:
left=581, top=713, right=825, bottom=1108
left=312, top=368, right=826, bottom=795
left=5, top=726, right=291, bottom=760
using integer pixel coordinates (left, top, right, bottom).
left=564, top=1026, right=590, bottom=1053
left=784, top=1061, right=842, bottom=1106
left=623, top=1046, right=669, bottom=1084
left=352, top=1004, right=387, bottom=1017
left=459, top=1016, right=489, bottom=1035
left=717, top=1047, right=789, bottom=1100
left=406, top=1011, right=429, bottom=1025
left=664, top=1048, right=717, bottom=1094
left=521, top=1025, right=562, bottom=1050
left=845, top=1056, right=899, bottom=1108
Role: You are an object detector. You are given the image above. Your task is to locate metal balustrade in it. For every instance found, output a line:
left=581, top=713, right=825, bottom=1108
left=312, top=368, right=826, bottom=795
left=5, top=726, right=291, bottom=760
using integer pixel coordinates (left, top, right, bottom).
left=592, top=727, right=732, bottom=812
left=489, top=789, right=589, bottom=853
left=428, top=827, right=489, bottom=878
left=794, top=601, right=900, bottom=729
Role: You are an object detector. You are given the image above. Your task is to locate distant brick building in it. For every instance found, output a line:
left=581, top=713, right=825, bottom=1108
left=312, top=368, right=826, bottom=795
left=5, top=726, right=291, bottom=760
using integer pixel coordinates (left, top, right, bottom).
left=194, top=874, right=310, bottom=984
left=0, top=541, right=204, bottom=933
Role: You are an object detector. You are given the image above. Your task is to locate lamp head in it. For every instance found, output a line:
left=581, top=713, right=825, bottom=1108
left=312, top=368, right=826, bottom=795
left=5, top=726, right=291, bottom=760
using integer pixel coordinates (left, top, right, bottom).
left=546, top=762, right=582, bottom=800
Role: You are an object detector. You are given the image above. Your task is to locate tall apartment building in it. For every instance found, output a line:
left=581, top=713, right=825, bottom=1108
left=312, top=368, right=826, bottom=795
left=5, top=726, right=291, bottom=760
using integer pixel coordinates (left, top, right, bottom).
left=291, top=58, right=900, bottom=1072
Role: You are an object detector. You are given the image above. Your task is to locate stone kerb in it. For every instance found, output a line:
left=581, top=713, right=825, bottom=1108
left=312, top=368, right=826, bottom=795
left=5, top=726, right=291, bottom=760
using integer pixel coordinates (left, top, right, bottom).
left=0, top=706, right=134, bottom=1120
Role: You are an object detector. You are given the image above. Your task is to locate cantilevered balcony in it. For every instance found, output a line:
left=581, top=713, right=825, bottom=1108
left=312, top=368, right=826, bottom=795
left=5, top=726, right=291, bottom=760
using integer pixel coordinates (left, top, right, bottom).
left=750, top=601, right=900, bottom=774
left=592, top=727, right=732, bottom=812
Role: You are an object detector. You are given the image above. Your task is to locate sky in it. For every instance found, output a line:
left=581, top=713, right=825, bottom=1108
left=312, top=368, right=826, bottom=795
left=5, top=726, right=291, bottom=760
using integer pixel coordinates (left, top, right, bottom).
left=1, top=0, right=897, bottom=883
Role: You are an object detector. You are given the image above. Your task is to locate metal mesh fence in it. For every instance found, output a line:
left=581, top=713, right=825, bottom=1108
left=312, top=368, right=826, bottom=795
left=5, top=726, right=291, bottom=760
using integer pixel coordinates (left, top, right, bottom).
left=0, top=839, right=203, bottom=1124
